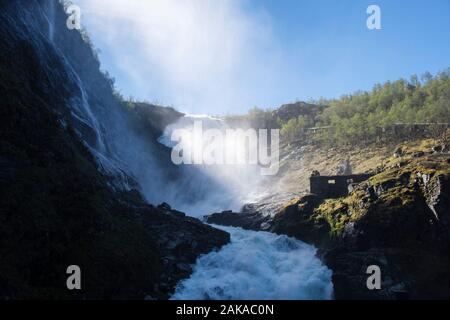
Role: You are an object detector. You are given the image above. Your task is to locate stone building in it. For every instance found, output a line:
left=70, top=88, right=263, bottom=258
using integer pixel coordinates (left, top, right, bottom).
left=310, top=172, right=374, bottom=198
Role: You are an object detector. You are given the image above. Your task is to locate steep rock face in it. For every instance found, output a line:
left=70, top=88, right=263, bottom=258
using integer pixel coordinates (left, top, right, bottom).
left=0, top=0, right=229, bottom=299
left=129, top=103, right=184, bottom=140
left=423, top=173, right=450, bottom=230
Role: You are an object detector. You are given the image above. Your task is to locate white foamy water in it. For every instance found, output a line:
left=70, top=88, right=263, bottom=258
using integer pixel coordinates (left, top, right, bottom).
left=157, top=115, right=273, bottom=215
left=171, top=226, right=334, bottom=300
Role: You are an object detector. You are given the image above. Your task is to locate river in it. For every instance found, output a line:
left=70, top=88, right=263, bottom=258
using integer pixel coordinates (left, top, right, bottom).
left=171, top=225, right=333, bottom=300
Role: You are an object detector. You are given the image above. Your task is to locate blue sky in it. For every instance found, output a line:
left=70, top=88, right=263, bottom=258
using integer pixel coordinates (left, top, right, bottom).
left=75, top=0, right=450, bottom=115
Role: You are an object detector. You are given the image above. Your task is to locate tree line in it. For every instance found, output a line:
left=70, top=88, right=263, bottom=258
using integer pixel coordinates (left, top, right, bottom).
left=230, top=69, right=450, bottom=146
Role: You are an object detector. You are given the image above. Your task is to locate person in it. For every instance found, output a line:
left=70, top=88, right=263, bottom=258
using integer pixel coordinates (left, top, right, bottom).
left=311, top=170, right=320, bottom=177
left=337, top=158, right=352, bottom=175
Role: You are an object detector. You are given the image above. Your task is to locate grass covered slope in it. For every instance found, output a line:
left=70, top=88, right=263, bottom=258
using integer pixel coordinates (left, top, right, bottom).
left=313, top=139, right=450, bottom=237
left=271, top=138, right=450, bottom=299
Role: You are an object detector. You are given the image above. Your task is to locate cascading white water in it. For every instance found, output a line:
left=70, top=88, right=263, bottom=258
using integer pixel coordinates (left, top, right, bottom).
left=70, top=74, right=107, bottom=153
left=45, top=0, right=56, bottom=42
left=21, top=1, right=334, bottom=300
left=158, top=114, right=271, bottom=215
left=171, top=226, right=334, bottom=300
left=161, top=116, right=334, bottom=300
left=51, top=41, right=137, bottom=189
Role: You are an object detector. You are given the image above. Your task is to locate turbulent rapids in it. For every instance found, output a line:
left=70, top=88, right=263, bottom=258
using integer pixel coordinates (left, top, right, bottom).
left=171, top=226, right=333, bottom=300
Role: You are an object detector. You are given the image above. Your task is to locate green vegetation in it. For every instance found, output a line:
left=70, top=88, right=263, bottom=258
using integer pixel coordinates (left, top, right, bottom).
left=312, top=188, right=369, bottom=237
left=317, top=69, right=450, bottom=145
left=225, top=106, right=276, bottom=129
left=233, top=69, right=450, bottom=146
left=280, top=115, right=314, bottom=142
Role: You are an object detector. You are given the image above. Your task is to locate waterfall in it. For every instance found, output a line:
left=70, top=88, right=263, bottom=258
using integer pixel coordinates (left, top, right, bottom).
left=46, top=0, right=56, bottom=42
left=8, top=1, right=255, bottom=215
left=3, top=1, right=335, bottom=301
left=157, top=114, right=272, bottom=215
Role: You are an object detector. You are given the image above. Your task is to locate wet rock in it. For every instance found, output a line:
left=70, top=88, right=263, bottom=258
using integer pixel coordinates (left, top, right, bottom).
left=269, top=194, right=332, bottom=247
left=205, top=211, right=268, bottom=231
left=176, top=263, right=193, bottom=273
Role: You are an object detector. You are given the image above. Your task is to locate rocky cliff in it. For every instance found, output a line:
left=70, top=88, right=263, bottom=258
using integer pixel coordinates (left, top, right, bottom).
left=0, top=0, right=229, bottom=299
